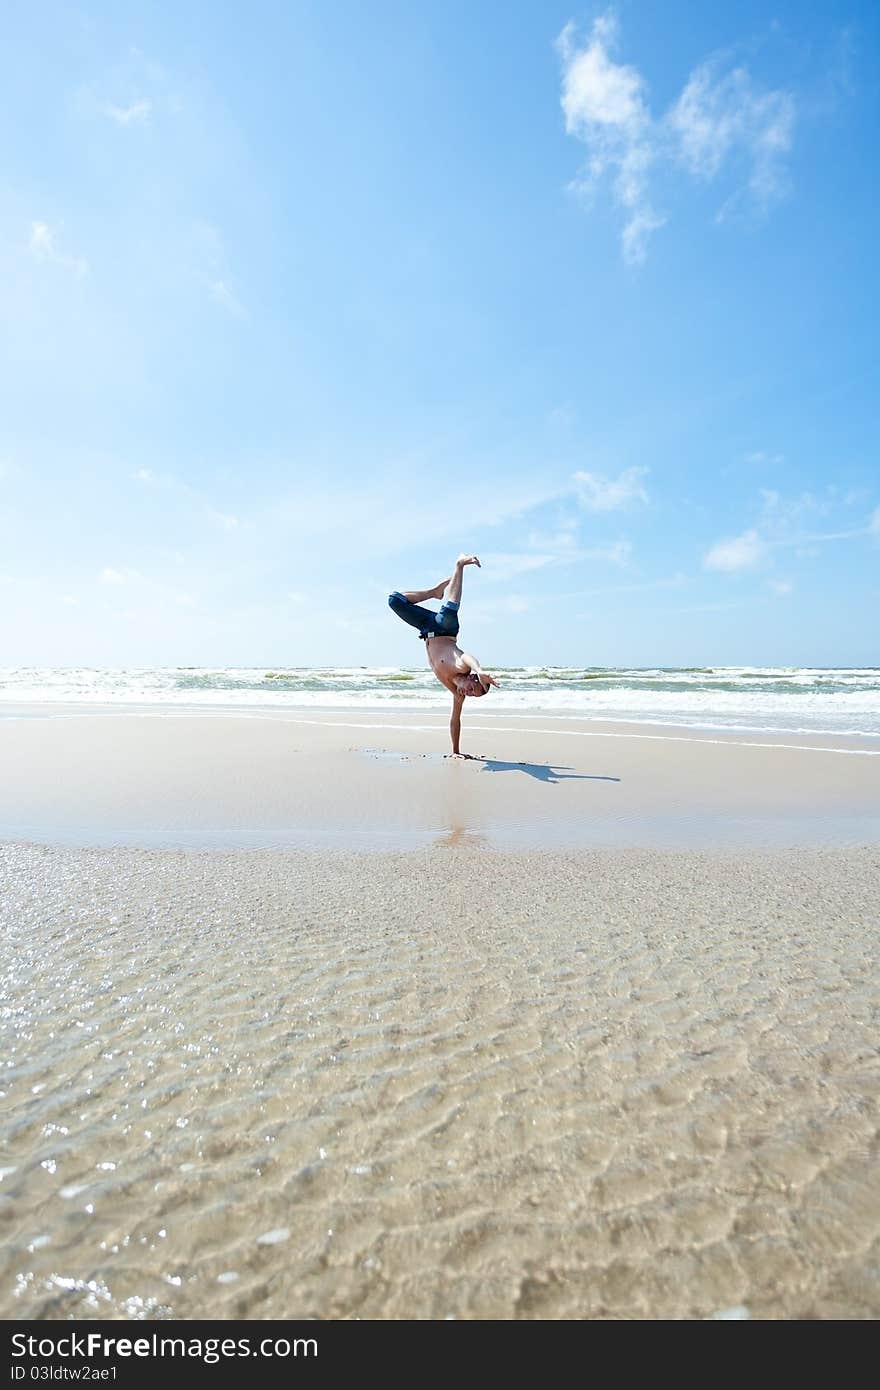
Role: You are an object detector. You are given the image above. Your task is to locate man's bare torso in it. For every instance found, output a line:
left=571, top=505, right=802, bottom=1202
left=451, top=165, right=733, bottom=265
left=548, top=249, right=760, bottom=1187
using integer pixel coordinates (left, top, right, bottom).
left=425, top=635, right=468, bottom=693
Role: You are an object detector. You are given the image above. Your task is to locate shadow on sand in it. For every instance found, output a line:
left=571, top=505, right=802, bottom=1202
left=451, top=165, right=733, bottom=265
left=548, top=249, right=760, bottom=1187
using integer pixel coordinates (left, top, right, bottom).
left=476, top=759, right=620, bottom=785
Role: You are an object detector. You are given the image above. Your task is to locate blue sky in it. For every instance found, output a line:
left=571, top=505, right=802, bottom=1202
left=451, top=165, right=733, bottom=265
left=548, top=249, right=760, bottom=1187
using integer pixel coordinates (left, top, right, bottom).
left=1, top=0, right=877, bottom=667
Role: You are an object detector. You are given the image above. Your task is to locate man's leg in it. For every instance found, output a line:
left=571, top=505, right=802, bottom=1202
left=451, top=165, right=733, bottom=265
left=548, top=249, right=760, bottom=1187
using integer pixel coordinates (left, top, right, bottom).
left=388, top=589, right=444, bottom=636
left=400, top=579, right=449, bottom=603
left=443, top=555, right=480, bottom=605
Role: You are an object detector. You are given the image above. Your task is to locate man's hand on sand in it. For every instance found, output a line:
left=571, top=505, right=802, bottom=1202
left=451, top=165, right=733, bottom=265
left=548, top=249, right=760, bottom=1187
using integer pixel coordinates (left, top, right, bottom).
left=446, top=752, right=480, bottom=759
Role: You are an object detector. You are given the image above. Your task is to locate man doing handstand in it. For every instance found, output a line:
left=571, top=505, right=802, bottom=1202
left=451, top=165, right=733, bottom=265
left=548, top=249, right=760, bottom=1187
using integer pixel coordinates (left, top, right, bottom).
left=388, top=555, right=499, bottom=758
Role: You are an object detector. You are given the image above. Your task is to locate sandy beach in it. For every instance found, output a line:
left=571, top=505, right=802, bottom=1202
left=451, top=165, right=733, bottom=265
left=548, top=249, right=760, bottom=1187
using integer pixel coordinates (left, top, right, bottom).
left=1, top=704, right=878, bottom=850
left=1, top=707, right=879, bottom=1319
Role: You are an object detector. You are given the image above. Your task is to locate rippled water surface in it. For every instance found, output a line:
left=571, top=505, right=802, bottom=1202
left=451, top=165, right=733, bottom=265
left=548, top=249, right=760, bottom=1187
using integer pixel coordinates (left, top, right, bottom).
left=2, top=844, right=878, bottom=1320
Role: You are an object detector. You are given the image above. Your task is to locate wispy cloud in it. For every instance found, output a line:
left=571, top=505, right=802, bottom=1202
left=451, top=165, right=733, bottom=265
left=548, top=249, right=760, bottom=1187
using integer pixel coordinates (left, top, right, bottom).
left=465, top=594, right=532, bottom=624
left=758, top=488, right=873, bottom=546
left=525, top=522, right=580, bottom=553
left=705, top=490, right=877, bottom=573
left=756, top=488, right=822, bottom=535
left=28, top=221, right=88, bottom=277
left=557, top=572, right=687, bottom=600
left=98, top=565, right=198, bottom=611
left=669, top=62, right=794, bottom=218
left=482, top=536, right=631, bottom=583
left=270, top=472, right=567, bottom=552
left=573, top=465, right=648, bottom=511
left=704, top=528, right=764, bottom=572
left=105, top=99, right=152, bottom=126
left=130, top=468, right=244, bottom=536
left=73, top=46, right=174, bottom=128
left=194, top=223, right=245, bottom=316
left=743, top=449, right=784, bottom=466
left=100, top=566, right=141, bottom=585
left=207, top=510, right=240, bottom=532
left=659, top=598, right=763, bottom=615
left=478, top=552, right=562, bottom=582
left=207, top=279, right=245, bottom=317
left=557, top=10, right=796, bottom=262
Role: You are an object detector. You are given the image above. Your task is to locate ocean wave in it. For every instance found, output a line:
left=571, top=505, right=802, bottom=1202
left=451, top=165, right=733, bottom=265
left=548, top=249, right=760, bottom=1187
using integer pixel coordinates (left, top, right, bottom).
left=2, top=666, right=880, bottom=736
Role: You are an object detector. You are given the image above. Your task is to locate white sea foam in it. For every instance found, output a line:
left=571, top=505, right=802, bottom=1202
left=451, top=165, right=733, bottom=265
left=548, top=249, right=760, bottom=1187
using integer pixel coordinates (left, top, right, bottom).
left=1, top=667, right=879, bottom=737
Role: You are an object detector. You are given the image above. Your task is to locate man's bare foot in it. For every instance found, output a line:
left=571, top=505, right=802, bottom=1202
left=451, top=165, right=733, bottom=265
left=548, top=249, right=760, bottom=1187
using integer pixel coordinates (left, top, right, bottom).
left=457, top=554, right=481, bottom=568
left=432, top=579, right=450, bottom=600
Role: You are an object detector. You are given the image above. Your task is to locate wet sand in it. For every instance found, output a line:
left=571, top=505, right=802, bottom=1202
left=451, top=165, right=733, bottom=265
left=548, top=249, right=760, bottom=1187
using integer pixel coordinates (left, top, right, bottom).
left=1, top=708, right=878, bottom=1319
left=0, top=704, right=878, bottom=849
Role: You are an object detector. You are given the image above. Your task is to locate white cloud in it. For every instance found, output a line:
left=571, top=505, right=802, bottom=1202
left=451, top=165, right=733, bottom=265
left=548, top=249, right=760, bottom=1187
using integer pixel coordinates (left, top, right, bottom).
left=194, top=225, right=245, bottom=316
left=466, top=594, right=532, bottom=623
left=482, top=532, right=631, bottom=584
left=706, top=489, right=876, bottom=578
left=703, top=529, right=764, bottom=572
left=270, top=474, right=566, bottom=552
left=588, top=539, right=631, bottom=566
left=668, top=64, right=794, bottom=212
left=100, top=566, right=141, bottom=585
left=130, top=470, right=251, bottom=540
left=556, top=15, right=664, bottom=265
left=105, top=99, right=152, bottom=126
left=28, top=222, right=88, bottom=277
left=478, top=552, right=561, bottom=582
left=208, top=279, right=245, bottom=318
left=557, top=15, right=646, bottom=133
left=768, top=579, right=794, bottom=596
left=759, top=488, right=829, bottom=534
left=573, top=466, right=648, bottom=511
left=526, top=524, right=580, bottom=553
left=557, top=11, right=796, bottom=262
left=29, top=222, right=54, bottom=257
left=558, top=572, right=687, bottom=599
left=659, top=598, right=761, bottom=615
left=93, top=564, right=204, bottom=622
left=547, top=405, right=576, bottom=432
left=621, top=207, right=666, bottom=266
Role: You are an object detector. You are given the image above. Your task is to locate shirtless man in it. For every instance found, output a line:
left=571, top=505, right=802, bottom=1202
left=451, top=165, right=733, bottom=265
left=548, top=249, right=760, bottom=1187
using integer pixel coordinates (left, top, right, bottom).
left=388, top=555, right=499, bottom=758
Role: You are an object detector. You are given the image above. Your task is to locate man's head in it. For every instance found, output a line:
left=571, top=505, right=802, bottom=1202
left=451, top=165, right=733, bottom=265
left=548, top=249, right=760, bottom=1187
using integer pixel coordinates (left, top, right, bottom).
left=455, top=672, right=489, bottom=697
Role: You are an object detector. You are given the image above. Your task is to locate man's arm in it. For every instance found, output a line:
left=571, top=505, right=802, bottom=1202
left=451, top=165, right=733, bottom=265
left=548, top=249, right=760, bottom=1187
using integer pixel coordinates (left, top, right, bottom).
left=449, top=692, right=464, bottom=755
left=458, top=653, right=500, bottom=688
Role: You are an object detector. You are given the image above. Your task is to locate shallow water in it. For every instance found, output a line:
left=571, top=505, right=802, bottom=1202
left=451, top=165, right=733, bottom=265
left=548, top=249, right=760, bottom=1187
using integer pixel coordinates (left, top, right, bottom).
left=2, top=843, right=878, bottom=1320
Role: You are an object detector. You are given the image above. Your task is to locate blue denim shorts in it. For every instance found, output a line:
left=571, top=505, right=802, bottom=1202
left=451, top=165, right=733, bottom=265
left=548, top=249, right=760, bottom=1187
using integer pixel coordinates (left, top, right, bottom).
left=388, top=592, right=460, bottom=641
